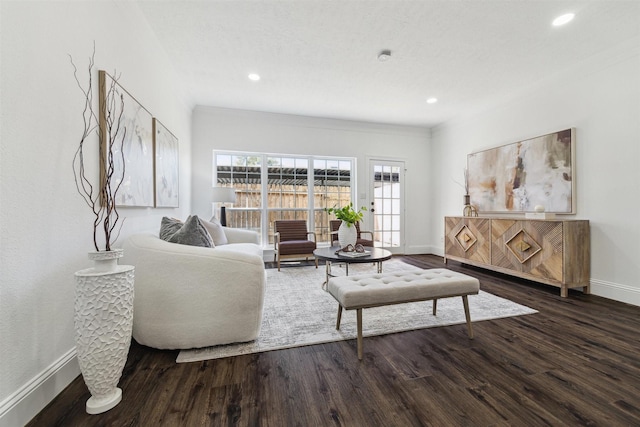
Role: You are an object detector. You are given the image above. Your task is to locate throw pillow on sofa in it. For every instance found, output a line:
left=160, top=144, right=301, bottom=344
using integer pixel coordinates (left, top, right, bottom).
left=198, top=217, right=228, bottom=246
left=159, top=217, right=183, bottom=241
left=160, top=215, right=214, bottom=248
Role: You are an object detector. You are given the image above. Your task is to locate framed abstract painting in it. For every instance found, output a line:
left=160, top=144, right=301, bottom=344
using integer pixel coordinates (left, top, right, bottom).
left=153, top=118, right=179, bottom=208
left=99, top=70, right=154, bottom=207
left=467, top=128, right=575, bottom=214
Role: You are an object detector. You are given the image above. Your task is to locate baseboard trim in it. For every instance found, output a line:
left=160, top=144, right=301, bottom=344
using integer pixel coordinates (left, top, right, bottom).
left=420, top=252, right=639, bottom=307
left=590, top=278, right=640, bottom=307
left=403, top=245, right=433, bottom=255
left=428, top=246, right=444, bottom=257
left=0, top=348, right=80, bottom=427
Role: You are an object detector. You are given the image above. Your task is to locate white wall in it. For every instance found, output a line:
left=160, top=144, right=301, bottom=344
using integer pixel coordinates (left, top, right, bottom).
left=430, top=37, right=640, bottom=306
left=191, top=106, right=432, bottom=255
left=0, top=2, right=192, bottom=425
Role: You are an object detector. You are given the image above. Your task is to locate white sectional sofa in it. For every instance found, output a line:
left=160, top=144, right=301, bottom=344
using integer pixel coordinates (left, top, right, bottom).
left=121, top=227, right=266, bottom=350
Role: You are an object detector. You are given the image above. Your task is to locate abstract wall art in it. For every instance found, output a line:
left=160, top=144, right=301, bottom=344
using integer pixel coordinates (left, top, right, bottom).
left=99, top=70, right=154, bottom=207
left=153, top=119, right=179, bottom=208
left=467, top=128, right=575, bottom=214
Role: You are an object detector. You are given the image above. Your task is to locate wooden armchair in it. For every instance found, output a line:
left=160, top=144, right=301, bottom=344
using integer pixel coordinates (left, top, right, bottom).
left=274, top=220, right=318, bottom=271
left=329, top=220, right=374, bottom=247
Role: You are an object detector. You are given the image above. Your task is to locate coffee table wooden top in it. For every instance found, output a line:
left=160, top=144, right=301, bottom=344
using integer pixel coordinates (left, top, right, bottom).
left=313, top=246, right=392, bottom=264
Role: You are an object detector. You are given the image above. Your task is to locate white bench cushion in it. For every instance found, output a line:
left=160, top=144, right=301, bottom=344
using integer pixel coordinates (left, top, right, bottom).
left=328, top=268, right=480, bottom=309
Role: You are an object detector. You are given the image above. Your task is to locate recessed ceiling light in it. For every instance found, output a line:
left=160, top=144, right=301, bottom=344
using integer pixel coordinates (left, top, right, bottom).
left=552, top=13, right=575, bottom=27
left=426, top=97, right=438, bottom=104
left=377, top=50, right=391, bottom=62
left=248, top=73, right=260, bottom=81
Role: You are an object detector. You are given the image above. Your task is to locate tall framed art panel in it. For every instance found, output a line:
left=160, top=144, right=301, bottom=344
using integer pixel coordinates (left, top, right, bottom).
left=153, top=118, right=179, bottom=208
left=99, top=70, right=154, bottom=207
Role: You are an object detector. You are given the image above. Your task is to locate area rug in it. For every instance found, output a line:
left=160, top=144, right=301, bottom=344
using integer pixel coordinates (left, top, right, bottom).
left=177, top=259, right=537, bottom=363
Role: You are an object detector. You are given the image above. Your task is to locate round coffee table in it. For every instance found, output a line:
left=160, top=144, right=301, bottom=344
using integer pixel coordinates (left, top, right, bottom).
left=313, top=246, right=393, bottom=290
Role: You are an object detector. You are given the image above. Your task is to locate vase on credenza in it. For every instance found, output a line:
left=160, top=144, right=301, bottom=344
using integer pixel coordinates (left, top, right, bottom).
left=463, top=194, right=479, bottom=217
left=338, top=220, right=358, bottom=248
left=74, top=249, right=134, bottom=415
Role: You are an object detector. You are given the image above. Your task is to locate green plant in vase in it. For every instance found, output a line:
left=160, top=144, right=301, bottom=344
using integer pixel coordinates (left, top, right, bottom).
left=326, top=202, right=367, bottom=227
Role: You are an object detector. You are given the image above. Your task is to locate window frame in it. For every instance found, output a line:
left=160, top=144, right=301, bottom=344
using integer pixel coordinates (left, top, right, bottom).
left=213, top=151, right=357, bottom=247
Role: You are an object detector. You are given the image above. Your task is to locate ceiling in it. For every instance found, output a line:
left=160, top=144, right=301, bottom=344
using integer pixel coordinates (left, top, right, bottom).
left=137, top=1, right=640, bottom=128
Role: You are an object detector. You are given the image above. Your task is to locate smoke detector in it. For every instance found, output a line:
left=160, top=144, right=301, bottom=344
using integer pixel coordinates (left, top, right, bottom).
left=377, top=50, right=391, bottom=62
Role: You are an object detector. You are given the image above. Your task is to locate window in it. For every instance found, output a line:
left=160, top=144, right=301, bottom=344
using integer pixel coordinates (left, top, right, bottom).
left=215, top=154, right=262, bottom=235
left=313, top=159, right=353, bottom=242
left=213, top=152, right=355, bottom=246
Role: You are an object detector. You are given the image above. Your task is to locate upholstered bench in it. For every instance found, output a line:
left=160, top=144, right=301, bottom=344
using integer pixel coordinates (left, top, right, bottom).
left=327, top=268, right=480, bottom=360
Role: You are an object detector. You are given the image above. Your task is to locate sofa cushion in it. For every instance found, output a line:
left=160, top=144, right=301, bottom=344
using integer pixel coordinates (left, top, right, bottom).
left=162, top=215, right=214, bottom=248
left=214, top=242, right=263, bottom=258
left=199, top=217, right=228, bottom=246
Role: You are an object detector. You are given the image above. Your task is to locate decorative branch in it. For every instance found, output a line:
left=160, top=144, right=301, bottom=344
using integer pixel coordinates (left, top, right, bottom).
left=463, top=167, right=469, bottom=194
left=453, top=168, right=470, bottom=195
left=70, top=45, right=126, bottom=251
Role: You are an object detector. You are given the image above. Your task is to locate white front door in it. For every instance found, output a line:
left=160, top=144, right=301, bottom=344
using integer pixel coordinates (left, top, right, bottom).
left=368, top=159, right=405, bottom=254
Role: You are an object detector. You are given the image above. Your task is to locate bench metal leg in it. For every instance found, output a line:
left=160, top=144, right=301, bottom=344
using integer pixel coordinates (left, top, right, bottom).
left=356, top=308, right=363, bottom=360
left=462, top=295, right=474, bottom=339
left=336, top=305, right=343, bottom=329
left=323, top=261, right=332, bottom=291
left=432, top=298, right=438, bottom=315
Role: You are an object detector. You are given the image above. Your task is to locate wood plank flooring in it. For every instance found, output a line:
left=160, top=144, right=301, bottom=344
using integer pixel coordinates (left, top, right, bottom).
left=27, top=255, right=640, bottom=426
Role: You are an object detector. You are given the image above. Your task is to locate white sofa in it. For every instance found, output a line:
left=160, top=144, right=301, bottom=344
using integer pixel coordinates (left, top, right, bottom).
left=121, top=227, right=266, bottom=350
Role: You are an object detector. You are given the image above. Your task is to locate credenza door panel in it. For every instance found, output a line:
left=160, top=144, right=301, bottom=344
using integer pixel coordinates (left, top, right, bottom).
left=491, top=219, right=563, bottom=283
left=444, top=217, right=490, bottom=264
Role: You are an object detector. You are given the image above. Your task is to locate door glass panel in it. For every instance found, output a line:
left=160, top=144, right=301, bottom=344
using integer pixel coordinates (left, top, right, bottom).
left=370, top=160, right=403, bottom=251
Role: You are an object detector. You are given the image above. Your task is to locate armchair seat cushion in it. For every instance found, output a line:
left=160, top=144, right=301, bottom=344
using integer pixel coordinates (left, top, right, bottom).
left=278, top=240, right=317, bottom=255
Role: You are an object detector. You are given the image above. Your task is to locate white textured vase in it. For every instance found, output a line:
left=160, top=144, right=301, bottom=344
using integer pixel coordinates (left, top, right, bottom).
left=74, top=249, right=134, bottom=415
left=338, top=221, right=358, bottom=248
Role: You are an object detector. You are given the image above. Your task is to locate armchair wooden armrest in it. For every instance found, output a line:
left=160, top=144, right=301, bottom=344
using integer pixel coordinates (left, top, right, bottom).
left=274, top=231, right=281, bottom=250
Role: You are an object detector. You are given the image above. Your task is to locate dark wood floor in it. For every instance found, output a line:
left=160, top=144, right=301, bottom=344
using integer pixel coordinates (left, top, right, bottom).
left=28, top=255, right=640, bottom=426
